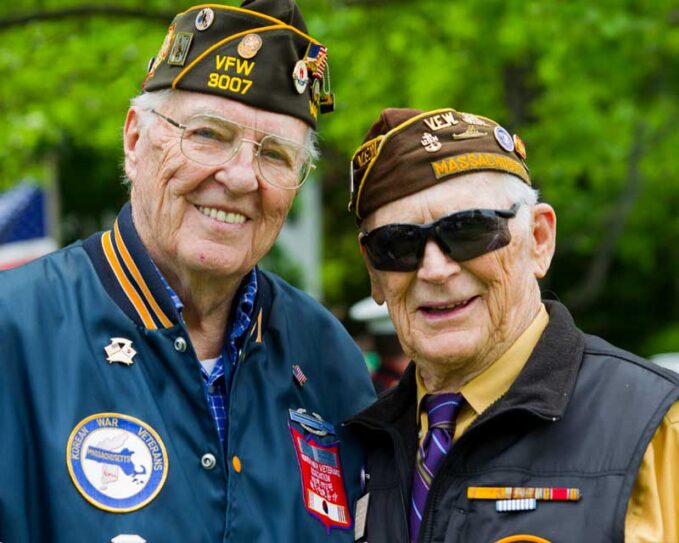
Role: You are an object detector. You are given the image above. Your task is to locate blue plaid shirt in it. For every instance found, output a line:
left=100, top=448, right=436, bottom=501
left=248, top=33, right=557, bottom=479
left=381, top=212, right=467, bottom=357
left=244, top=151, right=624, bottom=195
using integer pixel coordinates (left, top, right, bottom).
left=157, top=267, right=258, bottom=448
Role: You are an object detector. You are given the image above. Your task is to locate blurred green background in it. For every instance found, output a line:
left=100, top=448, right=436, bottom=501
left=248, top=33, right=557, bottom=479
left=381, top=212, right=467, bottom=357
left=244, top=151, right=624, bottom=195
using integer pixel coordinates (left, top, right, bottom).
left=1, top=0, right=677, bottom=356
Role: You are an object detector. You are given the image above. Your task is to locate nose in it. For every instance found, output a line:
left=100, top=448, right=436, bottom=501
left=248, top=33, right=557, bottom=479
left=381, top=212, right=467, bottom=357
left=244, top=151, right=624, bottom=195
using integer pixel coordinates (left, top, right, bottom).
left=416, top=239, right=462, bottom=284
left=213, top=140, right=260, bottom=194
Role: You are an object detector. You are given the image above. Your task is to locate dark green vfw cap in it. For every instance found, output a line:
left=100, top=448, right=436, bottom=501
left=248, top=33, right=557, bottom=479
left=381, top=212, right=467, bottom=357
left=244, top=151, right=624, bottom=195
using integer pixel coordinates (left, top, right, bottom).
left=142, top=0, right=333, bottom=128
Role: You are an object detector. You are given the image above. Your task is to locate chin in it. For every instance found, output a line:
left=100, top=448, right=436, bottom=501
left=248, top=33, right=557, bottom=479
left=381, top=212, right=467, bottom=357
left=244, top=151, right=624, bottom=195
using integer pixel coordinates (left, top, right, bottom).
left=177, top=248, right=242, bottom=277
left=411, top=333, right=483, bottom=369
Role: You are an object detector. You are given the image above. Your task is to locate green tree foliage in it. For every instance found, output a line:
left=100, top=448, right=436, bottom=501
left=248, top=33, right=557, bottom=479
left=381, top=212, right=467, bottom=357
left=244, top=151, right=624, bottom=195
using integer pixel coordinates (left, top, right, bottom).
left=0, top=0, right=677, bottom=355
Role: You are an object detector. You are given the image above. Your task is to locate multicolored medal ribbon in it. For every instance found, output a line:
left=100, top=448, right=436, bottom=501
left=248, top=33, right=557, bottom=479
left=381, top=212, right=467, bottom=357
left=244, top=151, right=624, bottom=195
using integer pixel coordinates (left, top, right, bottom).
left=468, top=487, right=581, bottom=513
left=468, top=487, right=582, bottom=501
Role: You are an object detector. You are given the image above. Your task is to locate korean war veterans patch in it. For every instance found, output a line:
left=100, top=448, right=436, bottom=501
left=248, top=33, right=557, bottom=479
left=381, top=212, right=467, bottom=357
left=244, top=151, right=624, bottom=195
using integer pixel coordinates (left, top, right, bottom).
left=66, top=413, right=168, bottom=512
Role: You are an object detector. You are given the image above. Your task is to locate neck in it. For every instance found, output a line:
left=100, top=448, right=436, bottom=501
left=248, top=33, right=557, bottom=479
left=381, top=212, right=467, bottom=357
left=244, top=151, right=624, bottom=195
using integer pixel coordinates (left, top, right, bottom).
left=160, top=262, right=244, bottom=360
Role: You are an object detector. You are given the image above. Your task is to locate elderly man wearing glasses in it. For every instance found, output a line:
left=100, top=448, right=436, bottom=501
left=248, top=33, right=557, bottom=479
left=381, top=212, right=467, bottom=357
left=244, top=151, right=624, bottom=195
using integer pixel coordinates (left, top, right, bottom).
left=0, top=2, right=375, bottom=542
left=345, top=108, right=679, bottom=543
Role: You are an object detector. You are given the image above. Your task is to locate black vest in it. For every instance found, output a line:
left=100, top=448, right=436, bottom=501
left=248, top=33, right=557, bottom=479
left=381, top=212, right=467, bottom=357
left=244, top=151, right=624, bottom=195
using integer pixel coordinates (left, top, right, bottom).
left=347, top=302, right=679, bottom=543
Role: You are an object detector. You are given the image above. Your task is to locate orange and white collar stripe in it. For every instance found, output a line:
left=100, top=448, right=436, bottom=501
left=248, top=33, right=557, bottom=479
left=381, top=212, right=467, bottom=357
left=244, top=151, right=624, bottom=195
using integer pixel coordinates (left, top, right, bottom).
left=100, top=220, right=173, bottom=330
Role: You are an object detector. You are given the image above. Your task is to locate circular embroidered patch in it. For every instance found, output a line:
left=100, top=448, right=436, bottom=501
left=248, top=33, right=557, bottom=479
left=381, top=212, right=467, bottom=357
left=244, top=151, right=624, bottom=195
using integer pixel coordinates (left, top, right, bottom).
left=66, top=413, right=168, bottom=513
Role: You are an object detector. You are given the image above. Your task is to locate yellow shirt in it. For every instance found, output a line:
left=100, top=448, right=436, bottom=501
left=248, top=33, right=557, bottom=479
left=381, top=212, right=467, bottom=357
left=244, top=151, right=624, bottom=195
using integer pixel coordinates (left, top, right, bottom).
left=415, top=304, right=679, bottom=543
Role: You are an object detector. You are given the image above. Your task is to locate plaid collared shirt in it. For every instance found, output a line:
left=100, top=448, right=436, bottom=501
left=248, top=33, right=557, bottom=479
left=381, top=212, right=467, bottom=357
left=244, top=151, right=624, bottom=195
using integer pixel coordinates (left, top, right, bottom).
left=157, top=267, right=257, bottom=448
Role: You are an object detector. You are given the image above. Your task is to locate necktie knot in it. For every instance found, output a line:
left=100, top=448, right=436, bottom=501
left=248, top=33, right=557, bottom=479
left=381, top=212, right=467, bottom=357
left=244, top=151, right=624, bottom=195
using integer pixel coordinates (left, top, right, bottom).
left=424, top=392, right=463, bottom=430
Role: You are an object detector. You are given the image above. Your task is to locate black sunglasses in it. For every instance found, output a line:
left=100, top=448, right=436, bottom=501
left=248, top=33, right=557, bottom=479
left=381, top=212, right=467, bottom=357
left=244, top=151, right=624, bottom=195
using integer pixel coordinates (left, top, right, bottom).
left=360, top=203, right=520, bottom=272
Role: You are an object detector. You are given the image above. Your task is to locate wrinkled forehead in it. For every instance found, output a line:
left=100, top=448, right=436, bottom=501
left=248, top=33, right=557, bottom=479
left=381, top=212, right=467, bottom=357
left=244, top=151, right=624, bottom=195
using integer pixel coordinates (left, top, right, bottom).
left=363, top=172, right=516, bottom=230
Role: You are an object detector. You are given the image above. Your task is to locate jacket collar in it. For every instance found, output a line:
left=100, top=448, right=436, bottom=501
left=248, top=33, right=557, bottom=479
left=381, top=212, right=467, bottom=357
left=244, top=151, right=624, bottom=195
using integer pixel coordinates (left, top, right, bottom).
left=349, top=301, right=585, bottom=428
left=84, top=202, right=273, bottom=338
left=83, top=202, right=181, bottom=329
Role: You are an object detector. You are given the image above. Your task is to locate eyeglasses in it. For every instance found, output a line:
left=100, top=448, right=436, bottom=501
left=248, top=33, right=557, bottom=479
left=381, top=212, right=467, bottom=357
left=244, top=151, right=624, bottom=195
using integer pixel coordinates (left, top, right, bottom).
left=360, top=203, right=520, bottom=272
left=150, top=109, right=315, bottom=190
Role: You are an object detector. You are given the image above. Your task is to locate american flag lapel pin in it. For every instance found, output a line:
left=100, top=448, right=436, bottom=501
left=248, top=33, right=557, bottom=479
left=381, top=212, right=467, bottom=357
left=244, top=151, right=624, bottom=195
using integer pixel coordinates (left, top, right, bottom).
left=292, top=364, right=308, bottom=387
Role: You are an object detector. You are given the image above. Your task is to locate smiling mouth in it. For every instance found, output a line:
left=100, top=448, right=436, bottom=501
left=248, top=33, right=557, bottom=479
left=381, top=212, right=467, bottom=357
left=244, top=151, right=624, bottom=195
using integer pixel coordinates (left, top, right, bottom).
left=196, top=205, right=247, bottom=225
left=421, top=296, right=479, bottom=315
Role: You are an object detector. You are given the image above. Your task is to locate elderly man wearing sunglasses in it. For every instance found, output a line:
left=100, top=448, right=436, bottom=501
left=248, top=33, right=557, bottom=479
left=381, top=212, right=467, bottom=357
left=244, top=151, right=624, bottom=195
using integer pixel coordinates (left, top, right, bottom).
left=0, top=1, right=376, bottom=542
left=345, top=108, right=679, bottom=543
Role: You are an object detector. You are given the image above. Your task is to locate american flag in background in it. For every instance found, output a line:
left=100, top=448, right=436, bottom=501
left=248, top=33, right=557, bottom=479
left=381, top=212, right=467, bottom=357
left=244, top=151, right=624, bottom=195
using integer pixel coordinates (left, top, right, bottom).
left=0, top=182, right=58, bottom=270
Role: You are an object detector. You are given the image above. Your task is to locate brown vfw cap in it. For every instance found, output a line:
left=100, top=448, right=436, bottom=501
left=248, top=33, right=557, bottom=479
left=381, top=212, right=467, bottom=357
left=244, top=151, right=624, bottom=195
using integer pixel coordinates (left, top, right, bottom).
left=349, top=107, right=530, bottom=221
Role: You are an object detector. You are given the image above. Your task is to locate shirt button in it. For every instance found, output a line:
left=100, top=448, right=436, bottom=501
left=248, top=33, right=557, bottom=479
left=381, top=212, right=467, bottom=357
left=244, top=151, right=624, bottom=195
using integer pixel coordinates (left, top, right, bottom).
left=207, top=385, right=216, bottom=394
left=201, top=453, right=216, bottom=470
left=232, top=455, right=242, bottom=473
left=174, top=337, right=187, bottom=352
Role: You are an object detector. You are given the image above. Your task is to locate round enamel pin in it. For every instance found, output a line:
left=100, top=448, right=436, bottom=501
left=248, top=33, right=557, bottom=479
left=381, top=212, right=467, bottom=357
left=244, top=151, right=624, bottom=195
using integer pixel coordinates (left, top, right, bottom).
left=292, top=60, right=309, bottom=94
left=494, top=126, right=515, bottom=153
left=66, top=413, right=168, bottom=513
left=238, top=33, right=263, bottom=59
left=195, top=8, right=215, bottom=31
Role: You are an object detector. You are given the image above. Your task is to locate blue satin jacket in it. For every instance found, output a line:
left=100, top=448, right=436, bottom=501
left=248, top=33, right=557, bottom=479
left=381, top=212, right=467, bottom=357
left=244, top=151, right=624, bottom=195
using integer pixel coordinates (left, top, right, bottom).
left=0, top=204, right=376, bottom=543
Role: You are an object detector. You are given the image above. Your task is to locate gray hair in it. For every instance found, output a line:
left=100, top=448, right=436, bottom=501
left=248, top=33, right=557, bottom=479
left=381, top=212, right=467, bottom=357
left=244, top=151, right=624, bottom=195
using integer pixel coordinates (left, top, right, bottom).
left=491, top=175, right=540, bottom=235
left=446, top=172, right=540, bottom=233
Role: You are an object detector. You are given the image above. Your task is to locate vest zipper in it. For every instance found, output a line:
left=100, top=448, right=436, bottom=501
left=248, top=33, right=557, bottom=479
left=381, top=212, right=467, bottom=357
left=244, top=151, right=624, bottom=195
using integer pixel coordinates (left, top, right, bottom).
left=418, top=406, right=559, bottom=542
left=346, top=418, right=410, bottom=537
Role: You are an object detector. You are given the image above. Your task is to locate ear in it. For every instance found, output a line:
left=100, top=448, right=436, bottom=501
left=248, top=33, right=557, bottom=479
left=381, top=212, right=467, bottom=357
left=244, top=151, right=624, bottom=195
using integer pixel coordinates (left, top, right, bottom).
left=530, top=203, right=557, bottom=279
left=358, top=233, right=386, bottom=305
left=123, top=108, right=143, bottom=182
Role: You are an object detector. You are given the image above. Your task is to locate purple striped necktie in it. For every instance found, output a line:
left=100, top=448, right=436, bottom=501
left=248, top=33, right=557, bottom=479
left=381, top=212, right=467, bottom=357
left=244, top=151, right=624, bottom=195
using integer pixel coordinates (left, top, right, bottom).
left=409, top=392, right=464, bottom=542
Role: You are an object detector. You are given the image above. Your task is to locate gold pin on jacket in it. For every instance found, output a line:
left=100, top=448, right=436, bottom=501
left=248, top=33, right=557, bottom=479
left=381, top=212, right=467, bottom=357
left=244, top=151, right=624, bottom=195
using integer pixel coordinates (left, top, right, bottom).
left=104, top=338, right=137, bottom=366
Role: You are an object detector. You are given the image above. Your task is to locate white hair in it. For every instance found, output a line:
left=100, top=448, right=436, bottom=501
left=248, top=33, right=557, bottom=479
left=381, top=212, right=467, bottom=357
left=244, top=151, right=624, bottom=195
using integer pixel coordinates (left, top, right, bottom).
left=445, top=172, right=539, bottom=233
left=494, top=174, right=540, bottom=233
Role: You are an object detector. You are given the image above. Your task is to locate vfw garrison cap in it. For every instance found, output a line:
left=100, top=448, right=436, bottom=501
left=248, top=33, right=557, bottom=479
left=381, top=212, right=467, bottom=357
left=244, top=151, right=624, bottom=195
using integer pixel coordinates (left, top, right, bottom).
left=348, top=107, right=530, bottom=221
left=143, top=0, right=334, bottom=128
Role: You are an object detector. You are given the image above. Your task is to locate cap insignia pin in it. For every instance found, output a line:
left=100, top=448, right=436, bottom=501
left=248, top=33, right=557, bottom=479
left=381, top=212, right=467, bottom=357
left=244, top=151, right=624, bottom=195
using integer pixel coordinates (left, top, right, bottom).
left=319, top=92, right=335, bottom=113
left=494, top=126, right=515, bottom=152
left=421, top=132, right=441, bottom=152
left=292, top=60, right=309, bottom=94
left=311, top=79, right=321, bottom=103
left=167, top=32, right=194, bottom=66
left=459, top=112, right=490, bottom=126
left=452, top=126, right=488, bottom=140
left=237, top=33, right=263, bottom=59
left=104, top=338, right=137, bottom=366
left=513, top=134, right=527, bottom=159
left=303, top=43, right=328, bottom=80
left=146, top=57, right=156, bottom=73
left=146, top=23, right=175, bottom=77
left=195, top=8, right=214, bottom=31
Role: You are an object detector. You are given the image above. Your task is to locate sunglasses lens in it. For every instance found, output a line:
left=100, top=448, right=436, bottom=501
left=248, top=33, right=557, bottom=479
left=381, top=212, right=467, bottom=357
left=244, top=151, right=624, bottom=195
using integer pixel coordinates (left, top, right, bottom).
left=363, top=225, right=423, bottom=271
left=437, top=214, right=511, bottom=261
left=363, top=206, right=517, bottom=272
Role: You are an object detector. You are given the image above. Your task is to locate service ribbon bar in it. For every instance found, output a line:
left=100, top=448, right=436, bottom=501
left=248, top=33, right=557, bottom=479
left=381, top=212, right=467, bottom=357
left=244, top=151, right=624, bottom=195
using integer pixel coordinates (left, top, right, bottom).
left=467, top=487, right=581, bottom=502
left=495, top=498, right=537, bottom=513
